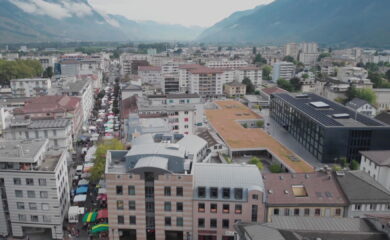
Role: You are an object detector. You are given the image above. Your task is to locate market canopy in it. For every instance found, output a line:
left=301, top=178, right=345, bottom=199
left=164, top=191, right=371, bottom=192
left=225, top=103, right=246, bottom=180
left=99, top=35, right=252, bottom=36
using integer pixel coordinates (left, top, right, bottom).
left=97, top=194, right=107, bottom=201
left=98, top=188, right=107, bottom=195
left=92, top=224, right=109, bottom=234
left=73, top=194, right=87, bottom=202
left=82, top=211, right=97, bottom=223
left=76, top=186, right=88, bottom=195
left=78, top=179, right=89, bottom=186
left=97, top=209, right=108, bottom=220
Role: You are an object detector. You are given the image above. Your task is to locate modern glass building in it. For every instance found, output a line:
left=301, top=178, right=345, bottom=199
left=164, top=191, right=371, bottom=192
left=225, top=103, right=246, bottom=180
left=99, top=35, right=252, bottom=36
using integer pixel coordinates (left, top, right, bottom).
left=270, top=93, right=390, bottom=163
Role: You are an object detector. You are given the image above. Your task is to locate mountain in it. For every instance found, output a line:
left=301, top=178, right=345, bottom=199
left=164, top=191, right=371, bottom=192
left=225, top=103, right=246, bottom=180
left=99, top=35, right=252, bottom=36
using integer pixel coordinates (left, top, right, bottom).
left=0, top=0, right=204, bottom=43
left=198, top=0, right=390, bottom=47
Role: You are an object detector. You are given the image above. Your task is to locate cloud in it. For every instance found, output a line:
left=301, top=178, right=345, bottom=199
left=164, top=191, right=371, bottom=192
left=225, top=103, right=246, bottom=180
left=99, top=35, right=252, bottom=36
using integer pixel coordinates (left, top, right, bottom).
left=10, top=0, right=93, bottom=20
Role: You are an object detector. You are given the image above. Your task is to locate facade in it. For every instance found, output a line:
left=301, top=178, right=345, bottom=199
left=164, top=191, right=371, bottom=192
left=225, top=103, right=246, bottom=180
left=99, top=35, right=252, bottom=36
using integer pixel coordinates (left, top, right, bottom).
left=10, top=78, right=51, bottom=98
left=298, top=42, right=319, bottom=65
left=360, top=150, right=390, bottom=191
left=138, top=66, right=163, bottom=88
left=188, top=67, right=224, bottom=97
left=206, top=60, right=248, bottom=69
left=224, top=82, right=246, bottom=97
left=264, top=171, right=348, bottom=222
left=346, top=98, right=377, bottom=117
left=270, top=93, right=390, bottom=163
left=373, top=88, right=390, bottom=111
left=3, top=119, right=73, bottom=150
left=235, top=67, right=262, bottom=88
left=39, top=56, right=57, bottom=70
left=120, top=54, right=149, bottom=75
left=179, top=64, right=204, bottom=92
left=162, top=75, right=180, bottom=94
left=284, top=43, right=299, bottom=60
left=0, top=139, right=70, bottom=239
left=271, top=62, right=295, bottom=82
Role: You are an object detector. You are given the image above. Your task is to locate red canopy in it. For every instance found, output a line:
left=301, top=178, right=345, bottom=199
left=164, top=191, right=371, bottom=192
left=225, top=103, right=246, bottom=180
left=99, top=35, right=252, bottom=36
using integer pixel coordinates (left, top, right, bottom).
left=97, top=194, right=107, bottom=201
left=97, top=209, right=108, bottom=219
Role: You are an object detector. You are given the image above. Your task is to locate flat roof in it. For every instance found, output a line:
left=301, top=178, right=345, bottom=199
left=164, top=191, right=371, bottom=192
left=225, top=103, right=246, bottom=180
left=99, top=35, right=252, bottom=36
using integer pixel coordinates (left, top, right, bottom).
left=0, top=139, right=47, bottom=162
left=205, top=100, right=313, bottom=173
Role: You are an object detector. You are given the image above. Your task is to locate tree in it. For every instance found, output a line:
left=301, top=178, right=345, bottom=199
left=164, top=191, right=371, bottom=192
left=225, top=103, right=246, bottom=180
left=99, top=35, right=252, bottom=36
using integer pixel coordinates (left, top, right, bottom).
left=90, top=139, right=125, bottom=182
left=249, top=157, right=264, bottom=170
left=283, top=55, right=295, bottom=63
left=256, top=120, right=264, bottom=128
left=252, top=47, right=257, bottom=55
left=0, top=59, right=43, bottom=86
left=386, top=69, right=390, bottom=80
left=277, top=78, right=293, bottom=92
left=347, top=87, right=377, bottom=105
left=350, top=160, right=360, bottom=170
left=262, top=65, right=272, bottom=80
left=242, top=77, right=255, bottom=94
left=42, top=66, right=53, bottom=78
left=242, top=123, right=248, bottom=128
left=253, top=54, right=267, bottom=65
left=339, top=157, right=347, bottom=168
left=317, top=53, right=331, bottom=61
left=269, top=164, right=282, bottom=173
left=290, top=77, right=302, bottom=92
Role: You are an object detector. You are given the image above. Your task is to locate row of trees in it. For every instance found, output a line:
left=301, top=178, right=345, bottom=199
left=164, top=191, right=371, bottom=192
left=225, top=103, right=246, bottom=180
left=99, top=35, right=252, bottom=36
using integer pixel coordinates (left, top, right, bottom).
left=277, top=77, right=302, bottom=92
left=0, top=59, right=43, bottom=86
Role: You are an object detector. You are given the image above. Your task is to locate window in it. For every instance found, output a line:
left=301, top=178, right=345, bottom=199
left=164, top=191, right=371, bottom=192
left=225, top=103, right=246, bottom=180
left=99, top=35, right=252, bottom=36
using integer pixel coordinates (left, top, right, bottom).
left=118, top=216, right=124, bottom=224
left=335, top=208, right=341, bottom=216
left=38, top=179, right=47, bottom=186
left=40, top=191, right=48, bottom=198
left=235, top=204, right=242, bottom=214
left=210, top=187, right=218, bottom=199
left=222, top=219, right=229, bottom=229
left=198, top=218, right=205, bottom=228
left=129, top=201, right=136, bottom=210
left=210, top=219, right=217, bottom=228
left=128, top=186, right=135, bottom=195
left=252, top=194, right=259, bottom=200
left=315, top=208, right=321, bottom=216
left=164, top=187, right=171, bottom=196
left=284, top=208, right=290, bottom=216
left=354, top=204, right=361, bottom=211
left=31, top=215, right=39, bottom=222
left=27, top=191, right=35, bottom=198
left=177, top=217, right=183, bottom=227
left=165, top=217, right=171, bottom=226
left=198, top=203, right=205, bottom=212
left=211, top=203, right=217, bottom=213
left=234, top=188, right=243, bottom=200
left=13, top=178, right=21, bottom=185
left=116, top=186, right=123, bottom=195
left=43, top=216, right=51, bottom=223
left=26, top=178, right=34, bottom=186
left=15, top=190, right=23, bottom=198
left=223, top=204, right=230, bottom=214
left=198, top=187, right=206, bottom=198
left=145, top=186, right=154, bottom=199
left=29, top=203, right=37, bottom=210
left=176, top=202, right=183, bottom=212
left=370, top=204, right=377, bottom=210
left=146, top=202, right=154, bottom=213
left=222, top=188, right=230, bottom=199
left=117, top=200, right=124, bottom=210
left=164, top=202, right=171, bottom=212
left=304, top=208, right=310, bottom=216
left=129, top=216, right=136, bottom=225
left=41, top=203, right=49, bottom=211
left=17, top=202, right=25, bottom=210
left=176, top=187, right=183, bottom=197
left=18, top=214, right=26, bottom=221
left=294, top=208, right=300, bottom=216
left=273, top=208, right=280, bottom=216
left=251, top=205, right=258, bottom=222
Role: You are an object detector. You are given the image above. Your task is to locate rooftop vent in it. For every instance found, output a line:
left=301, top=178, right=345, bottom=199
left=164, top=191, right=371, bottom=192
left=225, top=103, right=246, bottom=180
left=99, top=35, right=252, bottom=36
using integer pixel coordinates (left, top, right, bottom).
left=284, top=190, right=289, bottom=194
left=310, top=101, right=330, bottom=109
left=296, top=94, right=309, bottom=99
left=332, top=113, right=350, bottom=119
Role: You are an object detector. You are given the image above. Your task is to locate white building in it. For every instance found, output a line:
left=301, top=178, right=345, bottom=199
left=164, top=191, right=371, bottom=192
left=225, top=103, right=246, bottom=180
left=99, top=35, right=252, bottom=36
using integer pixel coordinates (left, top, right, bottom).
left=0, top=139, right=70, bottom=239
left=346, top=98, right=377, bottom=117
left=298, top=42, right=319, bottom=65
left=284, top=43, right=299, bottom=59
left=179, top=64, right=203, bottom=92
left=10, top=78, right=51, bottom=98
left=360, top=151, right=390, bottom=191
left=373, top=88, right=390, bottom=111
left=206, top=59, right=249, bottom=68
left=235, top=66, right=263, bottom=88
left=337, top=67, right=369, bottom=83
left=138, top=66, right=163, bottom=88
left=188, top=67, right=224, bottom=97
left=39, top=56, right=57, bottom=70
left=119, top=54, right=148, bottom=75
left=272, top=62, right=295, bottom=82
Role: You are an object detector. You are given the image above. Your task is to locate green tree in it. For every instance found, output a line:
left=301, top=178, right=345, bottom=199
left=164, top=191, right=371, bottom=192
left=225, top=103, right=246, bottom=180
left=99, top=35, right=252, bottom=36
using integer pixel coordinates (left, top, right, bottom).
left=249, top=157, right=264, bottom=170
left=269, top=164, right=282, bottom=173
left=242, top=123, right=248, bottom=128
left=332, top=165, right=342, bottom=171
left=0, top=59, right=43, bottom=86
left=256, top=120, right=264, bottom=128
left=347, top=87, right=377, bottom=105
left=317, top=53, right=331, bottom=61
left=339, top=157, right=347, bottom=168
left=242, top=77, right=255, bottom=94
left=290, top=77, right=302, bottom=92
left=277, top=78, right=293, bottom=92
left=90, top=139, right=125, bottom=182
left=350, top=160, right=360, bottom=170
left=282, top=55, right=295, bottom=63
left=262, top=65, right=272, bottom=80
left=253, top=54, right=267, bottom=65
left=42, top=66, right=53, bottom=78
left=252, top=46, right=257, bottom=55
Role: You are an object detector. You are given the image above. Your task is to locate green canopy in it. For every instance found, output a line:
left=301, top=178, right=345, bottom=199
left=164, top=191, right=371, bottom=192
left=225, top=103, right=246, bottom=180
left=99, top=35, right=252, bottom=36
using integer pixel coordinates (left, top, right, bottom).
left=91, top=223, right=109, bottom=234
left=82, top=212, right=97, bottom=223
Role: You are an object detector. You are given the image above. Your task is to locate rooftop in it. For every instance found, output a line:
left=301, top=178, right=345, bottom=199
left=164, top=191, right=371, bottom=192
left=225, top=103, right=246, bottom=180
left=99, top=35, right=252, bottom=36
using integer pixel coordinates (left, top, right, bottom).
left=0, top=139, right=47, bottom=163
left=14, top=95, right=80, bottom=114
left=360, top=150, right=390, bottom=166
left=166, top=93, right=200, bottom=99
left=38, top=151, right=63, bottom=171
left=273, top=93, right=385, bottom=127
left=205, top=100, right=313, bottom=173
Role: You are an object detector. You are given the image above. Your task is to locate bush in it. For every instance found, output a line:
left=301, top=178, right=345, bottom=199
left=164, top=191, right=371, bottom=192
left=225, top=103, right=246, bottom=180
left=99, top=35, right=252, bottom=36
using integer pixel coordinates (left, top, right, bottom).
left=350, top=160, right=360, bottom=170
left=269, top=164, right=282, bottom=173
left=256, top=120, right=264, bottom=128
left=332, top=165, right=342, bottom=171
left=339, top=157, right=347, bottom=168
left=249, top=157, right=264, bottom=170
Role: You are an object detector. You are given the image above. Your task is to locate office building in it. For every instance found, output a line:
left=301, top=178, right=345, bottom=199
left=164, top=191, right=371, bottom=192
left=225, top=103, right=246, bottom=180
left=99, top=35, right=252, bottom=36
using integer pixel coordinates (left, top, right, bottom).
left=270, top=93, right=390, bottom=163
left=271, top=62, right=295, bottom=82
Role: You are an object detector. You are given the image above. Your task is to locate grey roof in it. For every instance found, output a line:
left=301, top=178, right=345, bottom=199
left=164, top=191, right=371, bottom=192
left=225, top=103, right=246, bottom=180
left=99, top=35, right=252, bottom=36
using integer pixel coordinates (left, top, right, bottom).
left=346, top=98, right=371, bottom=110
left=176, top=135, right=207, bottom=156
left=336, top=171, right=390, bottom=203
left=197, top=130, right=218, bottom=147
left=166, top=93, right=200, bottom=99
left=193, top=163, right=264, bottom=192
left=134, top=156, right=168, bottom=170
left=0, top=139, right=47, bottom=162
left=28, top=119, right=71, bottom=129
left=360, top=150, right=390, bottom=166
left=267, top=216, right=375, bottom=232
left=375, top=111, right=390, bottom=125
left=127, top=143, right=185, bottom=159
left=62, top=79, right=89, bottom=93
left=241, top=224, right=286, bottom=240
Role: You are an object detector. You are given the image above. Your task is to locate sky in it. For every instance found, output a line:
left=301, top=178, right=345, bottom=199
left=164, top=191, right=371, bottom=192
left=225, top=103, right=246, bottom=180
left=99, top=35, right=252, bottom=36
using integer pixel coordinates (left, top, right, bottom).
left=88, top=0, right=274, bottom=27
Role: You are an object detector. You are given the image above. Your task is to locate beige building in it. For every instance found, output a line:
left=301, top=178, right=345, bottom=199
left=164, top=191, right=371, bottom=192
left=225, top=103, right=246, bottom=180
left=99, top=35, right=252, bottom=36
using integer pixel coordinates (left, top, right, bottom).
left=224, top=82, right=246, bottom=97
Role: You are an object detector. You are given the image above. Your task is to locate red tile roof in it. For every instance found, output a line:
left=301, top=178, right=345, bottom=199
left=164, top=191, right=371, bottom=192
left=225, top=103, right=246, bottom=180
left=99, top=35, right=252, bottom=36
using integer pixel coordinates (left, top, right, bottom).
left=14, top=95, right=81, bottom=114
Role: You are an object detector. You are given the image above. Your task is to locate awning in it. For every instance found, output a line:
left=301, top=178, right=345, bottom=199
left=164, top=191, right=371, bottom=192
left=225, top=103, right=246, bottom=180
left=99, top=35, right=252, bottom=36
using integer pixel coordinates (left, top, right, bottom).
left=92, top=224, right=109, bottom=234
left=82, top=211, right=97, bottom=223
left=97, top=209, right=108, bottom=219
left=78, top=179, right=89, bottom=186
left=73, top=194, right=87, bottom=202
left=76, top=186, right=88, bottom=194
left=98, top=188, right=107, bottom=195
left=97, top=194, right=107, bottom=201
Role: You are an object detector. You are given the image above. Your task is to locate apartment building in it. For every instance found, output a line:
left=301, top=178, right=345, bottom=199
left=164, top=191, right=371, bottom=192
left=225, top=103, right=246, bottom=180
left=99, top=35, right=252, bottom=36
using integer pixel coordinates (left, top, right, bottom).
left=138, top=66, right=163, bottom=88
left=264, top=171, right=348, bottom=222
left=284, top=43, right=299, bottom=60
left=235, top=67, right=262, bottom=88
left=271, top=62, right=295, bottom=82
left=3, top=119, right=73, bottom=150
left=360, top=150, right=390, bottom=191
left=179, top=64, right=203, bottom=92
left=10, top=78, right=51, bottom=98
left=162, top=75, right=180, bottom=94
left=337, top=67, right=372, bottom=87
left=188, top=67, right=224, bottom=97
left=373, top=88, right=390, bottom=111
left=120, top=54, right=149, bottom=75
left=39, top=56, right=57, bottom=70
left=224, top=82, right=246, bottom=97
left=206, top=60, right=249, bottom=69
left=298, top=42, right=319, bottom=65
left=0, top=139, right=70, bottom=239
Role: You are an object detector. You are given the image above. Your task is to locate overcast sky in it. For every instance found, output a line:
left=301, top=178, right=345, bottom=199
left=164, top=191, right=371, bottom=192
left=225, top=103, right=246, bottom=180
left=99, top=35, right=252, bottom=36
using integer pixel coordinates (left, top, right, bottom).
left=88, top=0, right=274, bottom=27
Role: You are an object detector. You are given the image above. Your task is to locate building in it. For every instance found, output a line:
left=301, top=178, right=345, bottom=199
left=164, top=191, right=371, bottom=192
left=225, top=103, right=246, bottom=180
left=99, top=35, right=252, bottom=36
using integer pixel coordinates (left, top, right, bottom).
left=3, top=119, right=73, bottom=150
left=0, top=139, right=70, bottom=239
left=179, top=64, right=205, bottom=92
left=188, top=67, right=224, bottom=97
left=162, top=75, right=180, bottom=93
left=272, top=62, right=295, bottom=82
left=138, top=66, right=163, bottom=88
left=259, top=87, right=287, bottom=107
left=13, top=95, right=83, bottom=136
left=284, top=43, right=299, bottom=60
left=270, top=93, right=390, bottom=163
left=337, top=67, right=372, bottom=87
left=235, top=66, right=262, bottom=88
left=298, top=42, right=319, bottom=66
left=10, top=78, right=51, bottom=98
left=120, top=54, right=149, bottom=75
left=224, top=82, right=246, bottom=97
left=346, top=98, right=377, bottom=117
left=264, top=171, right=348, bottom=222
left=335, top=170, right=390, bottom=218
left=375, top=111, right=390, bottom=125
left=206, top=60, right=248, bottom=69
left=126, top=114, right=171, bottom=142
left=39, top=56, right=57, bottom=70
left=360, top=150, right=390, bottom=191
left=373, top=88, right=390, bottom=111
